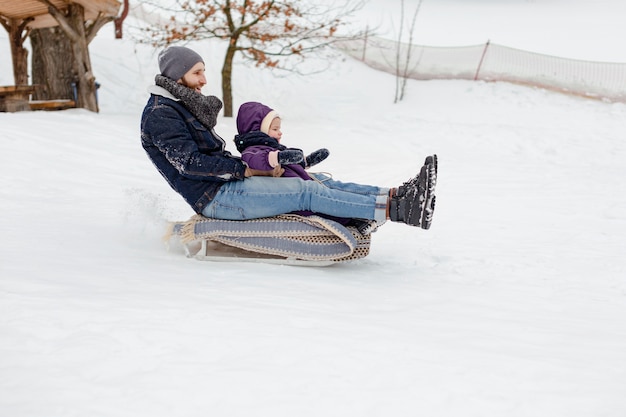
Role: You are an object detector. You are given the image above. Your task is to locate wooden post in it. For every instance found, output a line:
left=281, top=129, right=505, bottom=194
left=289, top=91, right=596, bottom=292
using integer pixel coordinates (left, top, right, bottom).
left=114, top=0, right=129, bottom=39
left=474, top=40, right=490, bottom=81
left=1, top=17, right=32, bottom=85
left=362, top=25, right=368, bottom=61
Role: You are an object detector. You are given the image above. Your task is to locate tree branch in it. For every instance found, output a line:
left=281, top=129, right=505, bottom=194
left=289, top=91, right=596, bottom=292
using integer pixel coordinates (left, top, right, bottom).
left=34, top=0, right=80, bottom=42
left=86, top=12, right=115, bottom=44
left=0, top=16, right=9, bottom=32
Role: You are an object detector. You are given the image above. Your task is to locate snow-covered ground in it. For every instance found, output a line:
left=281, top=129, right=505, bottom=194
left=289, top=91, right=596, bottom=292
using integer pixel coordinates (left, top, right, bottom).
left=1, top=1, right=626, bottom=416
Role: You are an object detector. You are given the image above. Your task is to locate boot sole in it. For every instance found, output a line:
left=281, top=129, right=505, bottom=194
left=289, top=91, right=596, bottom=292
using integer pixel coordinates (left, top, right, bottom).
left=425, top=154, right=438, bottom=174
left=420, top=160, right=437, bottom=229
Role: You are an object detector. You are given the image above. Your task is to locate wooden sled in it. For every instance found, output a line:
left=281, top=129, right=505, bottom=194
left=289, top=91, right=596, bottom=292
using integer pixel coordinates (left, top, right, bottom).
left=165, top=214, right=372, bottom=266
left=185, top=240, right=338, bottom=267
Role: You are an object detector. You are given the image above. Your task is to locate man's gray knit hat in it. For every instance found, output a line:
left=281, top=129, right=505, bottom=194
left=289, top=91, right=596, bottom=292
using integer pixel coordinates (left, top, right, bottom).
left=158, top=46, right=204, bottom=81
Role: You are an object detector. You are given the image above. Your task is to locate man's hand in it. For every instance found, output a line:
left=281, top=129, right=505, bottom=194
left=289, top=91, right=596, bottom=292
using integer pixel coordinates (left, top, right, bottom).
left=244, top=166, right=285, bottom=178
left=271, top=165, right=285, bottom=177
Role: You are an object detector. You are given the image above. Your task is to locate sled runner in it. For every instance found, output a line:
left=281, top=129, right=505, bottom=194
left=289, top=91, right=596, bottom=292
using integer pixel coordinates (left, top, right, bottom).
left=165, top=214, right=372, bottom=266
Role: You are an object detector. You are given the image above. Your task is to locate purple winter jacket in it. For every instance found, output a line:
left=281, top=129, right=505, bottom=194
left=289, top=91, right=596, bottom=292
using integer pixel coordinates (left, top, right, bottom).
left=234, top=102, right=354, bottom=225
left=233, top=130, right=309, bottom=177
left=233, top=131, right=352, bottom=225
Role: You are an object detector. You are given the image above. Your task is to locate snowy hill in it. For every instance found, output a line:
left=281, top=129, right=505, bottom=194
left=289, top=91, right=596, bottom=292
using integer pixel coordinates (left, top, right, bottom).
left=1, top=1, right=626, bottom=416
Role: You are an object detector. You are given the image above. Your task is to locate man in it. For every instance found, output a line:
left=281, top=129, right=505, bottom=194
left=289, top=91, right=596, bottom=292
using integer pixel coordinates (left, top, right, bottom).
left=141, top=46, right=437, bottom=230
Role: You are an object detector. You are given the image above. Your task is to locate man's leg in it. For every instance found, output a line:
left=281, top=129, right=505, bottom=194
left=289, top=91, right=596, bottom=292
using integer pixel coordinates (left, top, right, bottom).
left=202, top=176, right=387, bottom=222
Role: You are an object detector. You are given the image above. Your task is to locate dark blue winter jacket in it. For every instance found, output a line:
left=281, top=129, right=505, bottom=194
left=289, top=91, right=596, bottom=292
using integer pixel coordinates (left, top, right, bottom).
left=141, top=86, right=246, bottom=213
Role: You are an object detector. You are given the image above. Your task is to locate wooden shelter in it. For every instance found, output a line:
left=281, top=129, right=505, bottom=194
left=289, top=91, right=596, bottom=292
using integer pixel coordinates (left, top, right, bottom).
left=0, top=0, right=120, bottom=29
left=0, top=0, right=122, bottom=111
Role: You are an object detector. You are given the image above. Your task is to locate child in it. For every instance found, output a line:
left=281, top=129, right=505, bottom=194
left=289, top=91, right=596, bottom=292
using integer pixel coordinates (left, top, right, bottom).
left=234, top=101, right=379, bottom=233
left=234, top=101, right=329, bottom=180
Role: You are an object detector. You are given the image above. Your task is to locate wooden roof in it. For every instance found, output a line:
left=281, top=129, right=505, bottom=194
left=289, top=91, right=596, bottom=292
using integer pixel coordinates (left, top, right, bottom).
left=0, top=0, right=121, bottom=29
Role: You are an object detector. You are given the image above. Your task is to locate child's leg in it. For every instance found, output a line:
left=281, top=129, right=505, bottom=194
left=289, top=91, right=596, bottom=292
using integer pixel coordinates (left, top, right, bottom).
left=308, top=173, right=389, bottom=196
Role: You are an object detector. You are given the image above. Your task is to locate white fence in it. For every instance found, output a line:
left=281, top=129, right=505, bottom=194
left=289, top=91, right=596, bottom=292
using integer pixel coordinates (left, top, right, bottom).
left=337, top=37, right=626, bottom=103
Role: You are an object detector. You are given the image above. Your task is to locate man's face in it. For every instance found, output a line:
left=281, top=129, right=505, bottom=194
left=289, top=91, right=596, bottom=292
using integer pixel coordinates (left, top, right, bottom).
left=179, top=62, right=207, bottom=93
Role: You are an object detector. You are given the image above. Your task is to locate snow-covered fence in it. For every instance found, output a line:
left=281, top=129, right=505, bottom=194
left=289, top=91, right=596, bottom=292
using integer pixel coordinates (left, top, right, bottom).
left=336, top=37, right=626, bottom=103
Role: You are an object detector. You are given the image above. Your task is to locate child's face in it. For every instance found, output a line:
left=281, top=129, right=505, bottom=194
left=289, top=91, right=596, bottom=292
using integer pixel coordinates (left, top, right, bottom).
left=268, top=117, right=282, bottom=141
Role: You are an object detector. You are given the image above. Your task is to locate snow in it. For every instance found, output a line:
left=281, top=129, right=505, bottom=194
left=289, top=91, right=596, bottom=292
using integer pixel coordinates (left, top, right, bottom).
left=1, top=1, right=626, bottom=416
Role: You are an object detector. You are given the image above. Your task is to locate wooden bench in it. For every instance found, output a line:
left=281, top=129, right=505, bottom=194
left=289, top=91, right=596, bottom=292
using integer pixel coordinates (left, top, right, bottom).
left=29, top=99, right=76, bottom=111
left=1, top=85, right=76, bottom=111
left=0, top=85, right=38, bottom=112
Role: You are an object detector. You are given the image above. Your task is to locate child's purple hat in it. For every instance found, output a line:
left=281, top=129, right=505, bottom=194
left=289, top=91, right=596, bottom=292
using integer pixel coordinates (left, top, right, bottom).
left=236, top=101, right=279, bottom=134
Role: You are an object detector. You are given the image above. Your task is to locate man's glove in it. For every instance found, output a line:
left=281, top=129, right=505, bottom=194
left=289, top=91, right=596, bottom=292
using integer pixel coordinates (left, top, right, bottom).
left=277, top=149, right=305, bottom=165
left=305, top=148, right=330, bottom=168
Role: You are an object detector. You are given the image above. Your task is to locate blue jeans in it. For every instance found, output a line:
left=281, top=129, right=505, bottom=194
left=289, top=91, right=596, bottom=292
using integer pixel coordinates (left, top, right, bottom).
left=202, top=173, right=389, bottom=222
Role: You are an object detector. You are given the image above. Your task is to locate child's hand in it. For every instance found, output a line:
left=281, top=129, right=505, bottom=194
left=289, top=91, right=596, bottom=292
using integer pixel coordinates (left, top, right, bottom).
left=277, top=149, right=305, bottom=165
left=305, top=148, right=330, bottom=168
left=244, top=166, right=284, bottom=177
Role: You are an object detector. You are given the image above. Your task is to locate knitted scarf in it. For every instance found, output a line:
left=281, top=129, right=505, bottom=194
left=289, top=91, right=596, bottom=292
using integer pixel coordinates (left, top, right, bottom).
left=155, top=74, right=222, bottom=130
left=233, top=131, right=288, bottom=154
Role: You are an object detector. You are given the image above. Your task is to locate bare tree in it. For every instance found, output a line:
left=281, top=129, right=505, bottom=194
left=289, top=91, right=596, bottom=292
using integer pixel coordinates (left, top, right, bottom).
left=30, top=27, right=75, bottom=102
left=138, top=0, right=366, bottom=117
left=394, top=0, right=423, bottom=103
